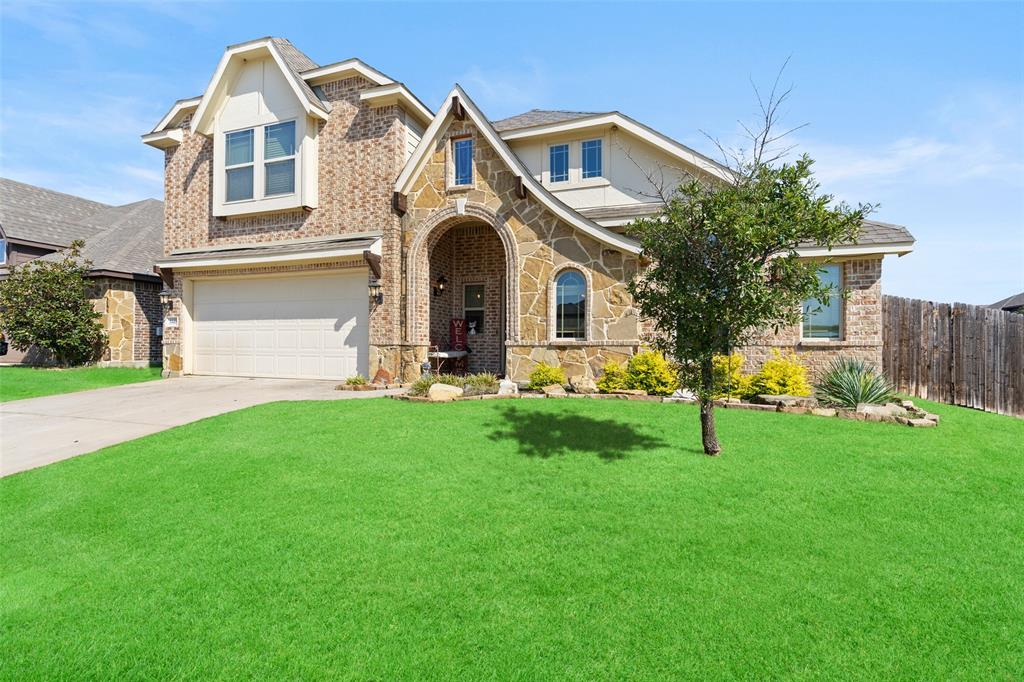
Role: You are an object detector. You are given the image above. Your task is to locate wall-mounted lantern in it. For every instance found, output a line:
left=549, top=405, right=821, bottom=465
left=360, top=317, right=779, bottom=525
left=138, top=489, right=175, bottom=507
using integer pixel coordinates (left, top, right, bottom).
left=368, top=279, right=384, bottom=305
left=159, top=288, right=175, bottom=311
left=432, top=275, right=448, bottom=297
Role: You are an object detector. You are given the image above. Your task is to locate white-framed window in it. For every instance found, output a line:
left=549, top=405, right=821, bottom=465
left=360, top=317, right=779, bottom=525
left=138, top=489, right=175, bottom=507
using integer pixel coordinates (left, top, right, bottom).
left=0, top=238, right=7, bottom=265
left=581, top=139, right=603, bottom=179
left=555, top=269, right=587, bottom=339
left=802, top=263, right=842, bottom=339
left=549, top=143, right=569, bottom=183
left=453, top=137, right=473, bottom=186
left=464, top=283, right=485, bottom=334
left=224, top=128, right=254, bottom=202
left=263, top=121, right=296, bottom=196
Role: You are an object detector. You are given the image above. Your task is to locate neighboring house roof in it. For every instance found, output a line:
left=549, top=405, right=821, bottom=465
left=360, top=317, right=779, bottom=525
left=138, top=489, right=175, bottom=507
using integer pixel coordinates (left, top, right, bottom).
left=491, top=109, right=605, bottom=133
left=39, top=199, right=164, bottom=279
left=856, top=220, right=915, bottom=246
left=395, top=85, right=643, bottom=255
left=0, top=177, right=109, bottom=247
left=991, top=292, right=1024, bottom=312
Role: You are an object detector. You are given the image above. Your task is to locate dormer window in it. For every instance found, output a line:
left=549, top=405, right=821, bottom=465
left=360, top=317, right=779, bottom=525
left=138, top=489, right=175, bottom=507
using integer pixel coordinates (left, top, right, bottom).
left=225, top=129, right=254, bottom=202
left=582, top=139, right=603, bottom=179
left=264, top=121, right=296, bottom=196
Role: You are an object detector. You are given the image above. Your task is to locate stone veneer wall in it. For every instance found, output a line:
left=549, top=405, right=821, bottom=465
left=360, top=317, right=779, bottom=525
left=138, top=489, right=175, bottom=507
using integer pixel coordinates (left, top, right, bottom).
left=401, top=119, right=642, bottom=383
left=738, top=257, right=884, bottom=378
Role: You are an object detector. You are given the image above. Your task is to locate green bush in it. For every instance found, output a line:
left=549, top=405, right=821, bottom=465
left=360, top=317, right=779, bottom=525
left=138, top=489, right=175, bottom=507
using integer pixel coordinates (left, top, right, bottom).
left=711, top=353, right=752, bottom=399
left=407, top=373, right=463, bottom=397
left=749, top=351, right=812, bottom=397
left=527, top=362, right=566, bottom=390
left=345, top=374, right=368, bottom=386
left=463, top=372, right=499, bottom=396
left=596, top=361, right=629, bottom=393
left=625, top=351, right=679, bottom=396
left=815, top=357, right=896, bottom=408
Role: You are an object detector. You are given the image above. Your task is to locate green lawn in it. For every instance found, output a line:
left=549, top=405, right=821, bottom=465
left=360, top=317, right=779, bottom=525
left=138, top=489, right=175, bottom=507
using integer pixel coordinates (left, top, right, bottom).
left=2, top=398, right=1021, bottom=679
left=0, top=365, right=162, bottom=402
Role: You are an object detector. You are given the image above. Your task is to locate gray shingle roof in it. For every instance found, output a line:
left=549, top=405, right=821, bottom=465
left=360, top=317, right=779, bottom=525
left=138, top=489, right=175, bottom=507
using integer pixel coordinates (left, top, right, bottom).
left=271, top=38, right=331, bottom=114
left=40, top=199, right=164, bottom=278
left=991, top=292, right=1024, bottom=311
left=159, top=235, right=377, bottom=264
left=491, top=109, right=605, bottom=132
left=0, top=177, right=109, bottom=246
left=856, top=219, right=915, bottom=245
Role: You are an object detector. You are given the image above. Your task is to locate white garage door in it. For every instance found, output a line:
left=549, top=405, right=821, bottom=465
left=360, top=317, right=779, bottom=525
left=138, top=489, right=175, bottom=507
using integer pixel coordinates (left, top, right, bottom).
left=193, top=271, right=368, bottom=380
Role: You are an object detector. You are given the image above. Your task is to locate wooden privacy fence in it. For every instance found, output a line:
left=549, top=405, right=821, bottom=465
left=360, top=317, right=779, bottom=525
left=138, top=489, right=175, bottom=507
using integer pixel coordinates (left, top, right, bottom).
left=882, top=295, right=1024, bottom=418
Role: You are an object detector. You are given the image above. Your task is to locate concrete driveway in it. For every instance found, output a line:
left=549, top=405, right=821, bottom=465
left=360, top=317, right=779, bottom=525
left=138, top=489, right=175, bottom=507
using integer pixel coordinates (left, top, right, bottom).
left=0, top=376, right=401, bottom=477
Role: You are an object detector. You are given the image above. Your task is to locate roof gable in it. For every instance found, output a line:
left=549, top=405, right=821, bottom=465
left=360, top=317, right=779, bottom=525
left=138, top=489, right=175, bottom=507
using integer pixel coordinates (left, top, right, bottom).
left=190, top=37, right=330, bottom=135
left=395, top=86, right=641, bottom=254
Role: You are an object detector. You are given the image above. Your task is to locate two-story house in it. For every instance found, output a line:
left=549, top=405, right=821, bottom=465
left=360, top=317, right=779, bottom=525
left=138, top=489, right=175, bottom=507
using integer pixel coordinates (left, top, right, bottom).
left=144, top=37, right=914, bottom=383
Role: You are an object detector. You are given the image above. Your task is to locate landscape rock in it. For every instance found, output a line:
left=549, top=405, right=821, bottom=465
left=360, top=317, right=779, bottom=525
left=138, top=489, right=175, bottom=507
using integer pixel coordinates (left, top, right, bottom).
left=497, top=379, right=519, bottom=396
left=900, top=399, right=916, bottom=410
left=907, top=418, right=937, bottom=428
left=427, top=383, right=463, bottom=402
left=542, top=384, right=567, bottom=397
left=810, top=408, right=837, bottom=417
left=923, top=413, right=941, bottom=424
left=778, top=406, right=811, bottom=415
left=569, top=376, right=597, bottom=394
left=611, top=389, right=647, bottom=396
left=755, top=394, right=817, bottom=408
left=856, top=403, right=907, bottom=418
left=372, top=367, right=393, bottom=385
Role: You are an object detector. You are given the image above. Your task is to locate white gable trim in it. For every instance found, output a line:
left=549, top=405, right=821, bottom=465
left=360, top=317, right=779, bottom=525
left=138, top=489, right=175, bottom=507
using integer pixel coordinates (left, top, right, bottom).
left=141, top=129, right=184, bottom=149
left=302, top=58, right=394, bottom=86
left=190, top=39, right=329, bottom=135
left=150, top=97, right=202, bottom=134
left=795, top=242, right=915, bottom=258
left=359, top=84, right=433, bottom=128
left=395, top=86, right=641, bottom=255
left=500, top=112, right=733, bottom=182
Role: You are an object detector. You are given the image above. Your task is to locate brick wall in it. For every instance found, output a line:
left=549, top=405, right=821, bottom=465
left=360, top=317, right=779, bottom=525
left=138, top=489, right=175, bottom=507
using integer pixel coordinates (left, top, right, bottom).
left=133, top=280, right=162, bottom=365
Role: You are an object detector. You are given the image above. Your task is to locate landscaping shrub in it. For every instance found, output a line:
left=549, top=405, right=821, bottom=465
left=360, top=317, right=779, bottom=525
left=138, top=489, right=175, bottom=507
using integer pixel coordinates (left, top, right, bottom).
left=748, top=351, right=813, bottom=397
left=596, top=362, right=629, bottom=393
left=345, top=375, right=368, bottom=386
left=527, top=362, right=566, bottom=390
left=407, top=373, right=463, bottom=397
left=463, top=372, right=499, bottom=396
left=625, top=351, right=679, bottom=396
left=815, top=357, right=896, bottom=408
left=711, top=353, right=752, bottom=399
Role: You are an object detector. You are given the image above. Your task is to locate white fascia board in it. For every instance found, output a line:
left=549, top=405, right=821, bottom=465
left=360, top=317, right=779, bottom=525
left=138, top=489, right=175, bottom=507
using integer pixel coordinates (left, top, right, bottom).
left=150, top=97, right=201, bottom=134
left=795, top=242, right=916, bottom=258
left=155, top=245, right=373, bottom=270
left=302, top=59, right=394, bottom=86
left=501, top=112, right=733, bottom=182
left=190, top=40, right=329, bottom=135
left=395, top=85, right=641, bottom=255
left=141, top=129, right=184, bottom=149
left=359, top=84, right=433, bottom=128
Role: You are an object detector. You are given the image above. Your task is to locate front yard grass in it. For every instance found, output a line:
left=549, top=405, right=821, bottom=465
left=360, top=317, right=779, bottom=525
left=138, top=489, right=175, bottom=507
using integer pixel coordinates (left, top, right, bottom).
left=0, top=365, right=162, bottom=402
left=2, top=397, right=1021, bottom=679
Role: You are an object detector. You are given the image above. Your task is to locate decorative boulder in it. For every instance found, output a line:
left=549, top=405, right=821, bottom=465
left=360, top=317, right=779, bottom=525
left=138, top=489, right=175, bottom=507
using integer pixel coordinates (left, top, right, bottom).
left=611, top=389, right=647, bottom=396
left=856, top=403, right=907, bottom=419
left=372, top=367, right=393, bottom=385
left=569, top=375, right=597, bottom=394
left=428, top=383, right=464, bottom=402
left=542, top=384, right=567, bottom=397
left=498, top=379, right=519, bottom=396
left=755, top=394, right=817, bottom=409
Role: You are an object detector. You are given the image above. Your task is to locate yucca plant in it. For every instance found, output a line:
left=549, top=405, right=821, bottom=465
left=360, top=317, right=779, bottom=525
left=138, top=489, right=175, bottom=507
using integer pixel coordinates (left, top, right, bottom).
left=814, top=357, right=896, bottom=408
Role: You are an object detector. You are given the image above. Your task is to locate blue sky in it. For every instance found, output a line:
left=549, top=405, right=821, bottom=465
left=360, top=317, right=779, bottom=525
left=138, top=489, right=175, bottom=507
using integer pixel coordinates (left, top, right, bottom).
left=1, top=1, right=1021, bottom=304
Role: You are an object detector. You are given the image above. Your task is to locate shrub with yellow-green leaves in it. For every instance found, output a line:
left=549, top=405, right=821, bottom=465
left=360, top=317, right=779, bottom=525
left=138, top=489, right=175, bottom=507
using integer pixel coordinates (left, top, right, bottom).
left=527, top=362, right=567, bottom=390
left=748, top=350, right=813, bottom=397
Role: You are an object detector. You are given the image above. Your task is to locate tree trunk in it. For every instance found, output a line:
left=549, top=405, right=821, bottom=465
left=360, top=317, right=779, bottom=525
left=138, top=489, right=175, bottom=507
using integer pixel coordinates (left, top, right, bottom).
left=699, top=358, right=722, bottom=456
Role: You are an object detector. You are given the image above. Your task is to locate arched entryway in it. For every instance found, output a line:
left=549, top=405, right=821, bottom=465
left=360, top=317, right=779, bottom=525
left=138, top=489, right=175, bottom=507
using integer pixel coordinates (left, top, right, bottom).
left=406, top=204, right=519, bottom=376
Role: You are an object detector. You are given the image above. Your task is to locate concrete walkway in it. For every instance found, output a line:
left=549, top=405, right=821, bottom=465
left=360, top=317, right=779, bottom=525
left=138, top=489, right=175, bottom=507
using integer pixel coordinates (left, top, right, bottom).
left=0, top=376, right=401, bottom=477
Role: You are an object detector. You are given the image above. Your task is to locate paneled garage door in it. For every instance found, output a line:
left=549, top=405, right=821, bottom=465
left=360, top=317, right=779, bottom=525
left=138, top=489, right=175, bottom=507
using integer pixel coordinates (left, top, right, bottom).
left=192, top=271, right=368, bottom=380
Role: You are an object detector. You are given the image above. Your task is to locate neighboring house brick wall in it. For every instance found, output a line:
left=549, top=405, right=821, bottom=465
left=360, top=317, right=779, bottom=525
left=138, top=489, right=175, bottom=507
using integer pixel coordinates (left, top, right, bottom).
left=134, top=280, right=162, bottom=365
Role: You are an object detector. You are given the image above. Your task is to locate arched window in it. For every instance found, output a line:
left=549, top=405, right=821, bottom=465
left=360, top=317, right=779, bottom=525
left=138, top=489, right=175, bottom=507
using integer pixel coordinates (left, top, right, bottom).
left=555, top=270, right=587, bottom=339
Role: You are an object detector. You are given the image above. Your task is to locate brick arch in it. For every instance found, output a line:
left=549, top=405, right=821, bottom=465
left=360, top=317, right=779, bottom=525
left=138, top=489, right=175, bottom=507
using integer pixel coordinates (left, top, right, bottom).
left=406, top=202, right=520, bottom=346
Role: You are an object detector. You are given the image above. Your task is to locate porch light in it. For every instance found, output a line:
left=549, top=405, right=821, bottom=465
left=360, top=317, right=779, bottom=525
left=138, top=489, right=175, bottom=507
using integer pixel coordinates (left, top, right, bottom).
left=432, top=275, right=448, bottom=297
left=159, top=288, right=175, bottom=311
left=368, top=279, right=384, bottom=305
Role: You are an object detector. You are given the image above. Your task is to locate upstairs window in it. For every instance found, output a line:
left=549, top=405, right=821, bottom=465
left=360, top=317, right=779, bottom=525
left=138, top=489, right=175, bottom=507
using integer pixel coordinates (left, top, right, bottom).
left=225, top=129, right=254, bottom=202
left=453, top=138, right=473, bottom=186
left=264, top=121, right=296, bottom=196
left=581, top=139, right=603, bottom=179
left=802, top=264, right=842, bottom=339
left=549, top=143, right=569, bottom=183
left=555, top=270, right=587, bottom=339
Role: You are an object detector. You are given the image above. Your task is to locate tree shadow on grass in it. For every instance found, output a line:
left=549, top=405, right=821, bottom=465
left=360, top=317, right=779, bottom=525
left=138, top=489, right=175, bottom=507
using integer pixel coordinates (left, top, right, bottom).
left=486, top=404, right=670, bottom=461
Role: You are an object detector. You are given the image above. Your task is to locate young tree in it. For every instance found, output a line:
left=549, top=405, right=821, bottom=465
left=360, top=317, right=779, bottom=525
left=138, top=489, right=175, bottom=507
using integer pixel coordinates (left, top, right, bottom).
left=627, top=74, right=870, bottom=455
left=0, top=241, right=104, bottom=366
